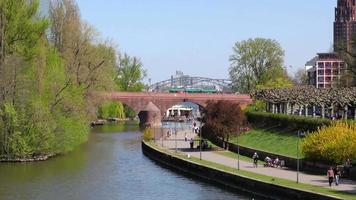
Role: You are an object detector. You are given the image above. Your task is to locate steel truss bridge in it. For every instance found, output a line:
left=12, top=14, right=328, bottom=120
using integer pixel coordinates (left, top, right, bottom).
left=147, top=76, right=232, bottom=93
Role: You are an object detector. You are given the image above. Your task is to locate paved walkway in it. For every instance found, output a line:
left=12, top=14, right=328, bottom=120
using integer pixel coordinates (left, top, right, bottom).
left=155, top=129, right=356, bottom=194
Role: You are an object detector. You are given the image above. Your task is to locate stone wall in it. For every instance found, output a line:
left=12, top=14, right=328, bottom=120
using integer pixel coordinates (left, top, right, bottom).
left=142, top=141, right=341, bottom=200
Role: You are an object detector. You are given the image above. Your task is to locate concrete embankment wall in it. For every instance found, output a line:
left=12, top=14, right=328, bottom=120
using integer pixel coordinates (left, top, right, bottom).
left=142, top=141, right=341, bottom=200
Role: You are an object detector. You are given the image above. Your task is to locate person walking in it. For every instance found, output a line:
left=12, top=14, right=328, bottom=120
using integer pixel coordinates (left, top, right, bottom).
left=335, top=166, right=341, bottom=186
left=327, top=167, right=334, bottom=187
left=190, top=138, right=194, bottom=149
left=252, top=152, right=259, bottom=168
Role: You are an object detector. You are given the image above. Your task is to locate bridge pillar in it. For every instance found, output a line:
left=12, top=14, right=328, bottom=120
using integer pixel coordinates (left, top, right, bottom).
left=138, top=102, right=161, bottom=128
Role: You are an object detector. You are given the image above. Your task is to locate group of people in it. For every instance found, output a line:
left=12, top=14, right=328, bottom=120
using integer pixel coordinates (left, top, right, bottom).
left=252, top=152, right=283, bottom=168
left=327, top=166, right=342, bottom=186
left=264, top=156, right=282, bottom=168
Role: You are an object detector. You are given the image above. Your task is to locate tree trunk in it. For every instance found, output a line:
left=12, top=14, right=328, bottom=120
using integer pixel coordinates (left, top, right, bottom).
left=304, top=105, right=308, bottom=117
left=272, top=104, right=275, bottom=114
left=354, top=107, right=356, bottom=120
left=345, top=105, right=348, bottom=120
left=312, top=105, right=316, bottom=118
left=291, top=104, right=294, bottom=115
left=331, top=105, right=334, bottom=120
left=321, top=105, right=325, bottom=118
left=299, top=105, right=302, bottom=116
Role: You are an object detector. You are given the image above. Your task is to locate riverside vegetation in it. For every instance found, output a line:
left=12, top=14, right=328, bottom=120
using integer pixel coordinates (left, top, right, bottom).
left=0, top=0, right=145, bottom=161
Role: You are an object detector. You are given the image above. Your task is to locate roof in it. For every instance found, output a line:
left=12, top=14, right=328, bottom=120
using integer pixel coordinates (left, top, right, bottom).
left=305, top=56, right=318, bottom=67
left=142, top=102, right=160, bottom=112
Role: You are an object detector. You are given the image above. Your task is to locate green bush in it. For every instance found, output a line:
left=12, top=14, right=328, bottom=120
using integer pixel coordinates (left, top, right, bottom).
left=245, top=111, right=331, bottom=132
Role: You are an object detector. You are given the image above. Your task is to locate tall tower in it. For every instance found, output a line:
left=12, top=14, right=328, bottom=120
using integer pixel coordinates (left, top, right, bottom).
left=334, top=0, right=356, bottom=51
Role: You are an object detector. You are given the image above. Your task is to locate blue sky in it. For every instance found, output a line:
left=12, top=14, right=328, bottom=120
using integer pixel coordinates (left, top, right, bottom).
left=75, top=0, right=335, bottom=83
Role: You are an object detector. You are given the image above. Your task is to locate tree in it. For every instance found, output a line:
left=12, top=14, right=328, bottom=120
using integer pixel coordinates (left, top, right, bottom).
left=49, top=0, right=117, bottom=119
left=203, top=100, right=246, bottom=144
left=229, top=38, right=289, bottom=93
left=0, top=0, right=48, bottom=105
left=293, top=68, right=309, bottom=86
left=116, top=53, right=147, bottom=92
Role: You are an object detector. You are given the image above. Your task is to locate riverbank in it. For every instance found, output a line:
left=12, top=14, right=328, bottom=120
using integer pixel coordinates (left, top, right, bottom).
left=143, top=129, right=356, bottom=200
left=142, top=140, right=347, bottom=200
left=0, top=154, right=56, bottom=162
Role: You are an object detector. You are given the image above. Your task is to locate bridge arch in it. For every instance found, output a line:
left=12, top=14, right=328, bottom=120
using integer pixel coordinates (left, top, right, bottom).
left=108, top=92, right=252, bottom=127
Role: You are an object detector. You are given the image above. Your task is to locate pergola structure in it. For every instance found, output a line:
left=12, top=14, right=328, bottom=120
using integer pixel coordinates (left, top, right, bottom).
left=254, top=87, right=356, bottom=120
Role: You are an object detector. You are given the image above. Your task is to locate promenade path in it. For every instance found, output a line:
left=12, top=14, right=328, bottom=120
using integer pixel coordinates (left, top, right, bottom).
left=155, top=129, right=356, bottom=194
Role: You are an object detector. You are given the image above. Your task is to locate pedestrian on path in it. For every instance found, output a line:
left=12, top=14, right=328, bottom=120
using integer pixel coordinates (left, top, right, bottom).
left=327, top=167, right=334, bottom=187
left=334, top=166, right=341, bottom=186
left=252, top=152, right=259, bottom=168
left=190, top=138, right=194, bottom=149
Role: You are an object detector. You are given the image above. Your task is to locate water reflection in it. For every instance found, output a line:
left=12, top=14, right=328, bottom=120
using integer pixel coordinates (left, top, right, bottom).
left=0, top=123, right=250, bottom=200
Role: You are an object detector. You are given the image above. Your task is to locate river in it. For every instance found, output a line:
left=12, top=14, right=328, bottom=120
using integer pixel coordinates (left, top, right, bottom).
left=0, top=123, right=251, bottom=200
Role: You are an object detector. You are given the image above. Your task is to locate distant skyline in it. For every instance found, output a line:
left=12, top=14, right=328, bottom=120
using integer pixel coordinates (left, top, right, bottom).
left=73, top=1, right=334, bottom=83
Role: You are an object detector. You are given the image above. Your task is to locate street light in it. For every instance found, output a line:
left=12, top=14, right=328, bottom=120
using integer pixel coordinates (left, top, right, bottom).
left=153, top=113, right=157, bottom=143
left=297, top=130, right=305, bottom=183
left=237, top=129, right=240, bottom=171
left=175, top=116, right=178, bottom=153
left=199, top=121, right=205, bottom=160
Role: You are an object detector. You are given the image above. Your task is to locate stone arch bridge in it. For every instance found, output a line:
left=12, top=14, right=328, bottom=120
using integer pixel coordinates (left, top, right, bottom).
left=108, top=92, right=252, bottom=127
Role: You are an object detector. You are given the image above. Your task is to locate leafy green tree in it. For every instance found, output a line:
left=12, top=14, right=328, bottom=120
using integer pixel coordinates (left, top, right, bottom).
left=229, top=38, right=290, bottom=93
left=98, top=101, right=126, bottom=119
left=116, top=53, right=147, bottom=92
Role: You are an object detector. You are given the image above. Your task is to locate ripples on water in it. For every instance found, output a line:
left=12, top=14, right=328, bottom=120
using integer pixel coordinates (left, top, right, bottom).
left=0, top=123, right=251, bottom=200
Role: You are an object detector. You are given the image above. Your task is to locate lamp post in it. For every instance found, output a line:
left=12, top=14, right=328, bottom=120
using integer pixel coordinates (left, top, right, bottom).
left=297, top=130, right=304, bottom=183
left=175, top=117, right=177, bottom=153
left=153, top=114, right=156, bottom=143
left=237, top=130, right=240, bottom=171
left=199, top=121, right=205, bottom=160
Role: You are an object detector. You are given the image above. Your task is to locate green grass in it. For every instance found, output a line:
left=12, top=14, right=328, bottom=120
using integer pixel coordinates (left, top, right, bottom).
left=145, top=141, right=355, bottom=200
left=230, top=128, right=304, bottom=158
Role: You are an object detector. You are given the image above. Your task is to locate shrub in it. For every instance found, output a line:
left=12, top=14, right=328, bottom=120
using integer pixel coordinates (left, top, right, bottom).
left=142, top=128, right=153, bottom=141
left=302, top=122, right=356, bottom=164
left=245, top=111, right=331, bottom=132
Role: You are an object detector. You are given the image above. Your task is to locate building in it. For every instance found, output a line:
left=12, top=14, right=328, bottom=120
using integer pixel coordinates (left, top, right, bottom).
left=306, top=53, right=345, bottom=88
left=306, top=1, right=351, bottom=88
left=334, top=0, right=356, bottom=51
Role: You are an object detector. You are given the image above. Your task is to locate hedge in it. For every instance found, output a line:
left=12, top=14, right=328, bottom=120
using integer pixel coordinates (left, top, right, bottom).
left=245, top=111, right=331, bottom=132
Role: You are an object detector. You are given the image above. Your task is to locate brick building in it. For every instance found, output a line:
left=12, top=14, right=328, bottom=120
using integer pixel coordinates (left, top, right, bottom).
left=334, top=0, right=356, bottom=51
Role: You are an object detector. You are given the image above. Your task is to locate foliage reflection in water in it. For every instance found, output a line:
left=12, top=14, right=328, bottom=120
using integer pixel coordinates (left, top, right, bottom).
left=0, top=123, right=250, bottom=200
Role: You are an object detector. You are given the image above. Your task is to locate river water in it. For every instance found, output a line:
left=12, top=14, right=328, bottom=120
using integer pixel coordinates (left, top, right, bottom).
left=0, top=124, right=251, bottom=200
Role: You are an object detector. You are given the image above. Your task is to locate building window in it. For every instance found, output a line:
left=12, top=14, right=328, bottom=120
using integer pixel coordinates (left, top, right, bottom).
left=318, top=70, right=324, bottom=75
left=318, top=62, right=324, bottom=68
left=325, top=62, right=332, bottom=68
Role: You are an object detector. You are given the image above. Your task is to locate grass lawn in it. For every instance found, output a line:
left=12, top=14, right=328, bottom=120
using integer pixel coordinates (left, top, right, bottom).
left=230, top=128, right=304, bottom=158
left=146, top=141, right=355, bottom=200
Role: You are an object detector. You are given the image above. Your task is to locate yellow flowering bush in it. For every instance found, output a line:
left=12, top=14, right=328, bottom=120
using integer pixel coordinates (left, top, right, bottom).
left=142, top=128, right=154, bottom=141
left=302, top=122, right=356, bottom=164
